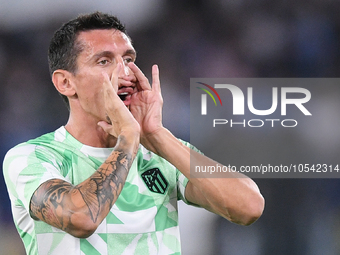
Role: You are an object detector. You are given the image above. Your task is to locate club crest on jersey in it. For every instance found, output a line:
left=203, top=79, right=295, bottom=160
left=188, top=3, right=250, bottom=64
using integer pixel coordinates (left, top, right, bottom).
left=141, top=168, right=169, bottom=194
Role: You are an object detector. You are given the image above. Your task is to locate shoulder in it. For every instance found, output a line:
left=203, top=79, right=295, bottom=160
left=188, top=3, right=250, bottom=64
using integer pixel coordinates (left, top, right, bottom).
left=2, top=128, right=67, bottom=181
left=3, top=128, right=63, bottom=165
left=3, top=128, right=70, bottom=205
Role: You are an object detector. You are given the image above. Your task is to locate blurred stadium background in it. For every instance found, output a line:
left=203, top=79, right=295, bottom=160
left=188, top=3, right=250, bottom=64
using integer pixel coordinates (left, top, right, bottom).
left=1, top=0, right=340, bottom=254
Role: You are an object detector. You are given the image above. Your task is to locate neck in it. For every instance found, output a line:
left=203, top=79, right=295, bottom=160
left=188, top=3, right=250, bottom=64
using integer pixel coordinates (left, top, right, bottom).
left=65, top=114, right=118, bottom=148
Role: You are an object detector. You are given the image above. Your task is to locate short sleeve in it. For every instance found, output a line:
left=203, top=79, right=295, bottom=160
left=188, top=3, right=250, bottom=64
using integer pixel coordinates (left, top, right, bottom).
left=176, top=169, right=189, bottom=202
left=3, top=143, right=67, bottom=213
left=176, top=139, right=203, bottom=205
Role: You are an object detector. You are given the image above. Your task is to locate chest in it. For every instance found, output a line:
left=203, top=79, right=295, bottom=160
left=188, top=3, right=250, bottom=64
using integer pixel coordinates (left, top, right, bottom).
left=62, top=149, right=178, bottom=210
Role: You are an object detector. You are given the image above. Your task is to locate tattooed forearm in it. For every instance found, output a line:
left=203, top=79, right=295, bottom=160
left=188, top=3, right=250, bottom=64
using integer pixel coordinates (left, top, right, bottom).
left=76, top=150, right=132, bottom=223
left=30, top=138, right=135, bottom=236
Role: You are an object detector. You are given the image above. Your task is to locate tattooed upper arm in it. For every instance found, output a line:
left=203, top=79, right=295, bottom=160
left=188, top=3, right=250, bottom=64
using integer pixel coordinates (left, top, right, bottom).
left=30, top=179, right=74, bottom=230
left=30, top=178, right=103, bottom=237
left=29, top=147, right=133, bottom=238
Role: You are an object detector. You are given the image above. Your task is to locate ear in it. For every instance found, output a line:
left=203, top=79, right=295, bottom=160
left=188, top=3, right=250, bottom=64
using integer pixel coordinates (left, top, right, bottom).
left=52, top=70, right=76, bottom=97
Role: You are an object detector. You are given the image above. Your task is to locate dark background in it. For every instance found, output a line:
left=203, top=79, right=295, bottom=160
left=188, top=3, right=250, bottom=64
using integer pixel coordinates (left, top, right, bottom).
left=1, top=1, right=340, bottom=254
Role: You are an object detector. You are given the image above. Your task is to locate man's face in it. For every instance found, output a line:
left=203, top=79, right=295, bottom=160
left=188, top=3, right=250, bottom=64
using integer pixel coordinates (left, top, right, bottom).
left=69, top=29, right=137, bottom=121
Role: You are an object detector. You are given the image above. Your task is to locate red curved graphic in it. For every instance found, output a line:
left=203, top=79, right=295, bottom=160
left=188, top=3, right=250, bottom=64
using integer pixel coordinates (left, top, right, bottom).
left=197, top=82, right=223, bottom=106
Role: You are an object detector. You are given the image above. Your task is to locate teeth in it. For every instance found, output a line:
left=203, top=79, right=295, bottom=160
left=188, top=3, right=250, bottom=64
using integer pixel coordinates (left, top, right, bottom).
left=118, top=92, right=129, bottom=101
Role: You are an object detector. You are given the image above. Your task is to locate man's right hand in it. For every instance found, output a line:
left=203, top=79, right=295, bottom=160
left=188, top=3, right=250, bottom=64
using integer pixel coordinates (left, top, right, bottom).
left=97, top=63, right=140, bottom=140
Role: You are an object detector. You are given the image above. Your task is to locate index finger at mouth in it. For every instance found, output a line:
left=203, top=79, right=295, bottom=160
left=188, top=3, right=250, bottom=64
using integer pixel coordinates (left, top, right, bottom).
left=102, top=71, right=121, bottom=112
left=109, top=63, right=122, bottom=92
left=102, top=71, right=111, bottom=89
left=128, top=62, right=151, bottom=90
left=102, top=72, right=114, bottom=102
left=102, top=66, right=120, bottom=101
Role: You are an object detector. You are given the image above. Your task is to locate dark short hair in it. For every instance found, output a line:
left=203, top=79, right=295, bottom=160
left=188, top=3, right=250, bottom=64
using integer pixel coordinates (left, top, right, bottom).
left=48, top=12, right=127, bottom=108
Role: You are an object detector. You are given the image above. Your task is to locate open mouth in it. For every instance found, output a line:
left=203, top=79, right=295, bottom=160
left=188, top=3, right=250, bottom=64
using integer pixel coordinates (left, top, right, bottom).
left=118, top=92, right=129, bottom=101
left=118, top=86, right=134, bottom=106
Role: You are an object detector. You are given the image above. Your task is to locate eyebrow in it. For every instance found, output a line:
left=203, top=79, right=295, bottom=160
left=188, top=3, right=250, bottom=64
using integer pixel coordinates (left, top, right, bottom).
left=125, top=49, right=137, bottom=58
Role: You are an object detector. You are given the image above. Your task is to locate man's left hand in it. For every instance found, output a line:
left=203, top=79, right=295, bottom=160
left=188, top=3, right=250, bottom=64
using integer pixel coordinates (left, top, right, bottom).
left=128, top=62, right=164, bottom=152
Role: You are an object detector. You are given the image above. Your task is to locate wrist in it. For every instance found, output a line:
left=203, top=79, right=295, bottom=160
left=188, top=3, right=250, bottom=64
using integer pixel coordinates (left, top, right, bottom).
left=141, top=127, right=179, bottom=156
left=117, top=129, right=140, bottom=154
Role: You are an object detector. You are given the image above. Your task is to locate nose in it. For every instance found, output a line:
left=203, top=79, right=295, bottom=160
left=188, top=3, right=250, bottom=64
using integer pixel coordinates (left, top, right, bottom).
left=117, top=58, right=131, bottom=78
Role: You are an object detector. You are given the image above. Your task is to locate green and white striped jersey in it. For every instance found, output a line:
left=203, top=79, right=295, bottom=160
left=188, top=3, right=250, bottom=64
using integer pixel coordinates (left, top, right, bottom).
left=3, top=126, right=192, bottom=255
